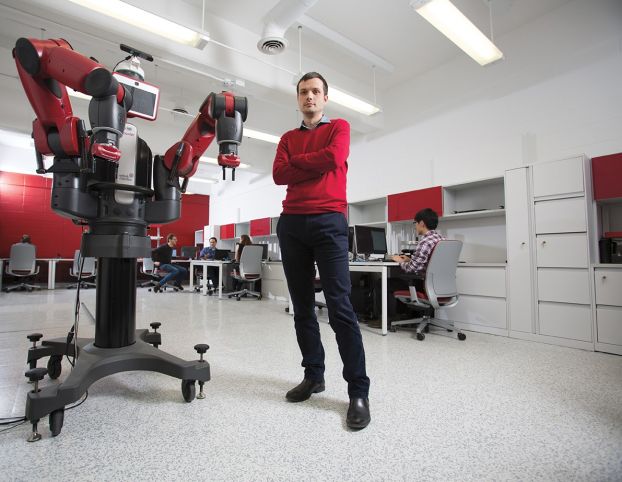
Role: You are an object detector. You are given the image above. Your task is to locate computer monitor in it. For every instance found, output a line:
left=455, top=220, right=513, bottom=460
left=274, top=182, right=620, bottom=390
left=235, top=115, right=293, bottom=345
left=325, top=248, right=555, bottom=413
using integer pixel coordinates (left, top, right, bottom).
left=354, top=225, right=387, bottom=256
left=181, top=246, right=197, bottom=258
left=252, top=243, right=269, bottom=260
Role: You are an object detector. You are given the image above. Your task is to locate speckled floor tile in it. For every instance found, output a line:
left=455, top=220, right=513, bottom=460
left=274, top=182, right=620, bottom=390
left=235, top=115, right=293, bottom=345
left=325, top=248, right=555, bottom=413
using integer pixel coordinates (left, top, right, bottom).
left=0, top=288, right=621, bottom=481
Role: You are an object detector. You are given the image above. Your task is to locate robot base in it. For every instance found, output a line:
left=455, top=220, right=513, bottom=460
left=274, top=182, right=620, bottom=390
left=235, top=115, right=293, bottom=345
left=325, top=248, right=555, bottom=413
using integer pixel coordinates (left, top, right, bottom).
left=24, top=329, right=210, bottom=438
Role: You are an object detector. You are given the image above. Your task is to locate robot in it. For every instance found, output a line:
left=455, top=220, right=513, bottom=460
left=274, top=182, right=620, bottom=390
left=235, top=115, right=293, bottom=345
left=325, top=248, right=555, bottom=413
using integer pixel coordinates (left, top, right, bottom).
left=13, top=37, right=248, bottom=441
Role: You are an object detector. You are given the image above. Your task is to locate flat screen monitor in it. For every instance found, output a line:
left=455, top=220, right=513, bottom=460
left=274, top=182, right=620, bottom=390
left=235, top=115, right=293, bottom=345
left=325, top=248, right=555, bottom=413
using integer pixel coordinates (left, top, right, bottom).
left=354, top=225, right=387, bottom=255
left=252, top=244, right=269, bottom=260
left=181, top=246, right=197, bottom=258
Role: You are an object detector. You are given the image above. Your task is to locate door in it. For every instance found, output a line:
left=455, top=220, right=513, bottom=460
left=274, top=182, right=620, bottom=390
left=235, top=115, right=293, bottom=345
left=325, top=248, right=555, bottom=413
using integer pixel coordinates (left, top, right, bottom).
left=505, top=168, right=534, bottom=333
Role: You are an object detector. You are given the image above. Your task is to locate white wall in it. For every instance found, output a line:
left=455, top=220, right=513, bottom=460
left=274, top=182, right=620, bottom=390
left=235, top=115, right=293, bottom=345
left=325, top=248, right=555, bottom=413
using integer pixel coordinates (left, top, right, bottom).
left=206, top=0, right=622, bottom=224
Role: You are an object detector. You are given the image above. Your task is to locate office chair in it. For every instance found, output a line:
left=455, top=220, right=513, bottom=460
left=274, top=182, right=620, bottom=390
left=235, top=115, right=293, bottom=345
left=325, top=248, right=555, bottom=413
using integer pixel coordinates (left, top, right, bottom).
left=392, top=240, right=466, bottom=341
left=140, top=258, right=181, bottom=292
left=67, top=250, right=96, bottom=289
left=284, top=277, right=327, bottom=313
left=3, top=243, right=40, bottom=292
left=228, top=245, right=263, bottom=300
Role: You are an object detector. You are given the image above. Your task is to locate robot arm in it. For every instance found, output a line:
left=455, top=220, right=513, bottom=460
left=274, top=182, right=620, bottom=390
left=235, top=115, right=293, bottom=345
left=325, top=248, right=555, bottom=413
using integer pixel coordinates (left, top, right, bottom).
left=163, top=91, right=248, bottom=188
left=13, top=37, right=130, bottom=169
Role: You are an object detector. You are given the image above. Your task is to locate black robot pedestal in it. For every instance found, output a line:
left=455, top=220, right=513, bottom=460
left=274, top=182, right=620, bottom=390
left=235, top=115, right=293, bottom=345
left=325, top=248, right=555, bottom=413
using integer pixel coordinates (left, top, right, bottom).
left=23, top=258, right=211, bottom=440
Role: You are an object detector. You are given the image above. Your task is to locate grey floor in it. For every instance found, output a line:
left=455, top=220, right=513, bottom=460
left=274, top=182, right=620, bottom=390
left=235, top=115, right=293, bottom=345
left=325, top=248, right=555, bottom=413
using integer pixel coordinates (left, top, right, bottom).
left=0, top=288, right=621, bottom=481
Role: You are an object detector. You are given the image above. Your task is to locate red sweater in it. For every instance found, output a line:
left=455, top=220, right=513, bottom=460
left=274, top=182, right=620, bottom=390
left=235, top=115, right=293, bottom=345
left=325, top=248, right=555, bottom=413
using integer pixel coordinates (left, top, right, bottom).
left=273, top=118, right=350, bottom=215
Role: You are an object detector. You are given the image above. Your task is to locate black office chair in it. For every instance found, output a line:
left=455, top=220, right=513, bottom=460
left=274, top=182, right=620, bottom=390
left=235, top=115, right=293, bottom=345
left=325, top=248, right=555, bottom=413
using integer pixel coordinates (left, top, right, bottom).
left=392, top=240, right=466, bottom=341
left=3, top=243, right=40, bottom=292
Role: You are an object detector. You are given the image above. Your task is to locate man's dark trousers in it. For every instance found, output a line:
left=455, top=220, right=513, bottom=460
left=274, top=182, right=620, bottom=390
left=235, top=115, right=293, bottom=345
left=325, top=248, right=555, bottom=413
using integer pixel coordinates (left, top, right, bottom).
left=277, top=212, right=370, bottom=398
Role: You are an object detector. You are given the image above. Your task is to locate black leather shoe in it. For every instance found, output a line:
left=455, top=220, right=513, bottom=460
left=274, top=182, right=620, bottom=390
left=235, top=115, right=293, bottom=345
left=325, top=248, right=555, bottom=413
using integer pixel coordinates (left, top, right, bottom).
left=346, top=398, right=370, bottom=430
left=285, top=379, right=325, bottom=402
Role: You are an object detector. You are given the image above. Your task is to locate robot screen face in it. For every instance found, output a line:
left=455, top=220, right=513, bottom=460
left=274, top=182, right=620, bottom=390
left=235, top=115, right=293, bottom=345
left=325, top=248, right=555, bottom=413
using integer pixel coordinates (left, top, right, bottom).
left=112, top=72, right=160, bottom=121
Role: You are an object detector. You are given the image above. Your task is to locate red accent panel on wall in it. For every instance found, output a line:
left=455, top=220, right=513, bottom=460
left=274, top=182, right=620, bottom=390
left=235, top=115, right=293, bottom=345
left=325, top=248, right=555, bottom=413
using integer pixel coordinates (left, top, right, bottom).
left=1, top=171, right=209, bottom=257
left=592, top=153, right=622, bottom=201
left=250, top=217, right=271, bottom=236
left=387, top=186, right=443, bottom=222
left=220, top=224, right=235, bottom=239
left=148, top=194, right=210, bottom=249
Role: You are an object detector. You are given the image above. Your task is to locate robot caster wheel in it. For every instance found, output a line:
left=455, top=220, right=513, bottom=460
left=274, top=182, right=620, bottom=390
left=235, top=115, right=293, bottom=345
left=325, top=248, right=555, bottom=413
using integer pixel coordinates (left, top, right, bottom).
left=416, top=333, right=425, bottom=341
left=49, top=408, right=64, bottom=437
left=47, top=355, right=62, bottom=380
left=181, top=379, right=196, bottom=402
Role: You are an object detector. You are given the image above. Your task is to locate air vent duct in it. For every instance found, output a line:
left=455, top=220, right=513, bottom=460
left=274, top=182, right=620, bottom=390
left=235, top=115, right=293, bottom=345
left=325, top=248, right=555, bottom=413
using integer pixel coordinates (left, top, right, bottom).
left=257, top=0, right=318, bottom=55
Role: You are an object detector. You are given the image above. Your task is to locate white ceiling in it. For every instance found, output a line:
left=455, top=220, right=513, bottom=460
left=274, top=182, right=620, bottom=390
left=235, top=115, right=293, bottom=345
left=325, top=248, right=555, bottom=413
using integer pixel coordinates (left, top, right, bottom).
left=0, top=0, right=573, bottom=187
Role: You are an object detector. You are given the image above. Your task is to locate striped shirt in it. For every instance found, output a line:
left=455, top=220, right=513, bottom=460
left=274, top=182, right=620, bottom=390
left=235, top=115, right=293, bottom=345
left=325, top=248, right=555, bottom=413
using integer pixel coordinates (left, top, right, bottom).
left=399, top=230, right=445, bottom=275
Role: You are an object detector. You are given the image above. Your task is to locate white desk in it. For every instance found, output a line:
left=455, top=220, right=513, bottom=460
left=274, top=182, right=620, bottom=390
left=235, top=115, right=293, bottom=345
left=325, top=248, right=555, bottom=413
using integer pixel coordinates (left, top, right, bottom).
left=349, top=261, right=399, bottom=336
left=189, top=260, right=231, bottom=298
left=286, top=261, right=399, bottom=336
left=1, top=258, right=73, bottom=290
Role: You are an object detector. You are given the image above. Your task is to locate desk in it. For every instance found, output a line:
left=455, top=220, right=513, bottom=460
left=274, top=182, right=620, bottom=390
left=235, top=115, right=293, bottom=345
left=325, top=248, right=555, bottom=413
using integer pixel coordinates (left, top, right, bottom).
left=285, top=261, right=399, bottom=336
left=189, top=260, right=231, bottom=298
left=349, top=261, right=399, bottom=336
left=1, top=258, right=73, bottom=290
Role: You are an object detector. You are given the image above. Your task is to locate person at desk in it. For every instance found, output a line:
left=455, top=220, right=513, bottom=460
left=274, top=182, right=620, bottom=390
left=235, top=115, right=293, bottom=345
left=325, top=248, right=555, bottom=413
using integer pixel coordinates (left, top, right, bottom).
left=235, top=234, right=253, bottom=262
left=392, top=208, right=445, bottom=291
left=273, top=71, right=370, bottom=430
left=231, top=234, right=253, bottom=291
left=151, top=233, right=187, bottom=292
left=198, top=237, right=219, bottom=293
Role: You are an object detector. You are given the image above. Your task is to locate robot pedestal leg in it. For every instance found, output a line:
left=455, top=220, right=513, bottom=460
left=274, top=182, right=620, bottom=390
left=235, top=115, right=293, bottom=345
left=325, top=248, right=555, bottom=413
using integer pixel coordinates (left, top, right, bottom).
left=24, top=329, right=210, bottom=440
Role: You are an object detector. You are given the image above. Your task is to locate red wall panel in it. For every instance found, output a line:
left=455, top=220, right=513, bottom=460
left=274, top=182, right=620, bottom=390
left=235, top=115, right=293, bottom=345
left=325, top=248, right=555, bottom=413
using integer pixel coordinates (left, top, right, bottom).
left=250, top=217, right=271, bottom=236
left=592, top=153, right=622, bottom=201
left=387, top=186, right=443, bottom=222
left=1, top=170, right=209, bottom=257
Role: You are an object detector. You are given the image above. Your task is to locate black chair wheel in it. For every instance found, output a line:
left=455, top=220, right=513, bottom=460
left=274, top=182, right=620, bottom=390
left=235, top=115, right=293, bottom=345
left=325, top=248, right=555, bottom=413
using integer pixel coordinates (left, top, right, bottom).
left=458, top=333, right=466, bottom=341
left=285, top=307, right=289, bottom=313
left=49, top=408, right=64, bottom=437
left=416, top=333, right=425, bottom=341
left=236, top=297, right=241, bottom=301
left=389, top=327, right=397, bottom=333
left=47, top=355, right=62, bottom=379
left=257, top=296, right=262, bottom=300
left=181, top=379, right=196, bottom=402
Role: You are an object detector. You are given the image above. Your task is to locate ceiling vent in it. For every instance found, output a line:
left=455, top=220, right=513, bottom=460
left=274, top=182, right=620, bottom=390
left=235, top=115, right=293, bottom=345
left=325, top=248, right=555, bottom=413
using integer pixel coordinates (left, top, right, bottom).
left=257, top=0, right=317, bottom=55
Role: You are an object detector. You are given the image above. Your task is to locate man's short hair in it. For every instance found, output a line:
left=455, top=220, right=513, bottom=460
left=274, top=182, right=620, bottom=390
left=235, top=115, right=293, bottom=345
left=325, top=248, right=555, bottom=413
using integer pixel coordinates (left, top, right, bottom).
left=296, top=72, right=328, bottom=95
left=209, top=237, right=217, bottom=243
left=167, top=233, right=176, bottom=242
left=21, top=234, right=31, bottom=243
left=414, top=208, right=439, bottom=230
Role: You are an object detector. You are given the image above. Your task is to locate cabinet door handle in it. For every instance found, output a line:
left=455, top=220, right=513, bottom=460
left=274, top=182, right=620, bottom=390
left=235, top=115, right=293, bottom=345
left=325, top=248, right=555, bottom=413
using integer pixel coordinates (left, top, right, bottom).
left=541, top=241, right=547, bottom=245
left=521, top=242, right=526, bottom=246
left=601, top=276, right=607, bottom=280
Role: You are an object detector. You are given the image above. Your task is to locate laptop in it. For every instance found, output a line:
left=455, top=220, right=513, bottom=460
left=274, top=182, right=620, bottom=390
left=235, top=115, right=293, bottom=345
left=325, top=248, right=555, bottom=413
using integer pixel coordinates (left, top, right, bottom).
left=214, top=249, right=230, bottom=261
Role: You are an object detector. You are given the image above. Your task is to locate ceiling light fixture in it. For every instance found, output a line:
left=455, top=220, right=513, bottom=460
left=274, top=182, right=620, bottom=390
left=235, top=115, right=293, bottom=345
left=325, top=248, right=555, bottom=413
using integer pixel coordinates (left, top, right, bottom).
left=188, top=177, right=218, bottom=184
left=66, top=0, right=209, bottom=49
left=329, top=87, right=380, bottom=116
left=410, top=0, right=503, bottom=66
left=243, top=128, right=280, bottom=144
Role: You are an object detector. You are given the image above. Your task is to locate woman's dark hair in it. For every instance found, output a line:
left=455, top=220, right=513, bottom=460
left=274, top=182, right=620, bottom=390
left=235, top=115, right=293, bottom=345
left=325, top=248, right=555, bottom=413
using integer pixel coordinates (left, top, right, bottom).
left=167, top=233, right=176, bottom=242
left=414, top=208, right=439, bottom=230
left=296, top=71, right=328, bottom=95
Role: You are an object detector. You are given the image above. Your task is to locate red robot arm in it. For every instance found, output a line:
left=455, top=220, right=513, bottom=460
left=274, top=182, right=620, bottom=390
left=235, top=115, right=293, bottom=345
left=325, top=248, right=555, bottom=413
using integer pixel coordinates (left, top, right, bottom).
left=163, top=91, right=248, bottom=186
left=13, top=37, right=128, bottom=164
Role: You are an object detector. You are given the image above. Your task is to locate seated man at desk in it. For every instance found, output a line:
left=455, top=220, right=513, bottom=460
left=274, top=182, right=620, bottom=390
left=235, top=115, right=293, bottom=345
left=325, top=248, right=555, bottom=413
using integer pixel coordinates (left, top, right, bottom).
left=198, top=236, right=219, bottom=292
left=152, top=233, right=187, bottom=292
left=392, top=208, right=445, bottom=291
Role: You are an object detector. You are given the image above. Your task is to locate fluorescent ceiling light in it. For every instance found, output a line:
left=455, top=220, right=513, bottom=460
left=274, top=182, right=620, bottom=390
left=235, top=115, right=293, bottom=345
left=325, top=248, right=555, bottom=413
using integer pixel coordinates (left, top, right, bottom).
left=329, top=87, right=380, bottom=116
left=411, top=0, right=503, bottom=66
left=66, top=0, right=209, bottom=49
left=200, top=157, right=251, bottom=169
left=244, top=128, right=280, bottom=144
